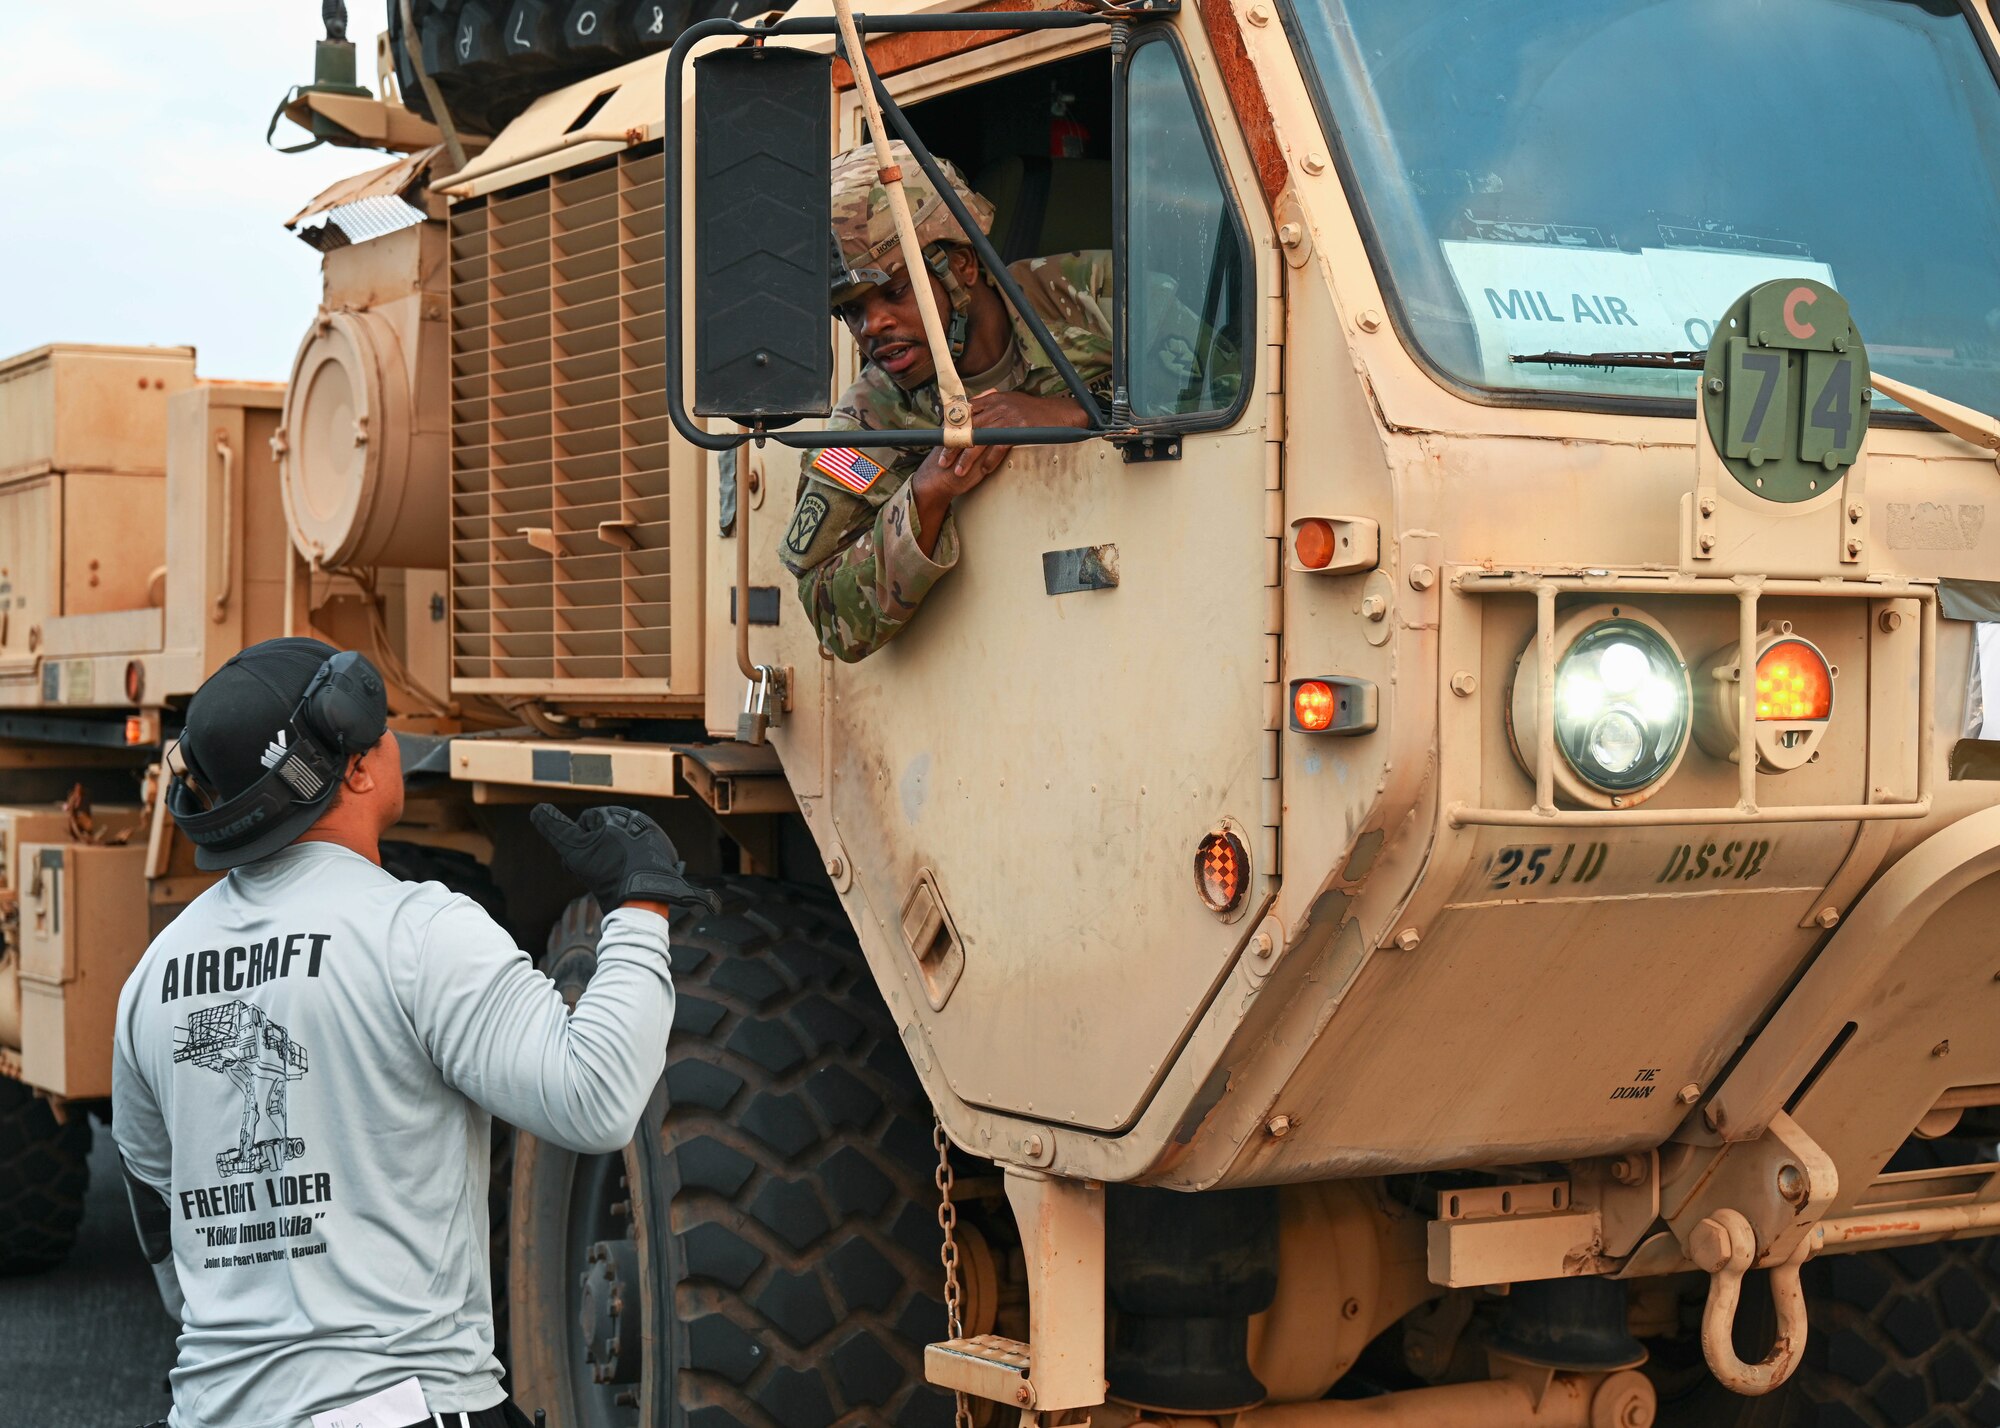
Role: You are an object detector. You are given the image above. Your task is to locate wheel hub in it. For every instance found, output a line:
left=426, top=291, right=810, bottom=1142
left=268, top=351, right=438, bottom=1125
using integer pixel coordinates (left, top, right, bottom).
left=580, top=1236, right=642, bottom=1385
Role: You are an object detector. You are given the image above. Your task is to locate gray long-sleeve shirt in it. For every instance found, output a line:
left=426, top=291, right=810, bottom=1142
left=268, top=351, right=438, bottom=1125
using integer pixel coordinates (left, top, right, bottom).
left=111, top=840, right=674, bottom=1428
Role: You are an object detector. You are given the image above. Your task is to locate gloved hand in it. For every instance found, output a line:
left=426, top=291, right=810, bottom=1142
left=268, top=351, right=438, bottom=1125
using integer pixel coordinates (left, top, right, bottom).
left=530, top=804, right=723, bottom=915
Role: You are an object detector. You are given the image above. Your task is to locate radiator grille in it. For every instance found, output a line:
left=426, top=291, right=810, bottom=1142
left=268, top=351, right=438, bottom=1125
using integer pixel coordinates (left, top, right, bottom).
left=447, top=141, right=671, bottom=691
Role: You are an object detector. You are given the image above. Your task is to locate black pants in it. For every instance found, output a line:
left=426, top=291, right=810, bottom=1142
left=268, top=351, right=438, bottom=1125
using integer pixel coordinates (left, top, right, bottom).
left=394, top=1403, right=538, bottom=1428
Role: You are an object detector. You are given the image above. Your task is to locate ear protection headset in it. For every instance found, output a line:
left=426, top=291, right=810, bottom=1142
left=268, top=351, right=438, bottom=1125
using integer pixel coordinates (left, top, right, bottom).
left=166, top=650, right=389, bottom=856
left=920, top=243, right=978, bottom=360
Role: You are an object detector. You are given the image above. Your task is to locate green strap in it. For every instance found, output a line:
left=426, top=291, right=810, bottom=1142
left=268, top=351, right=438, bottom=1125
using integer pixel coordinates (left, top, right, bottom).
left=266, top=87, right=327, bottom=155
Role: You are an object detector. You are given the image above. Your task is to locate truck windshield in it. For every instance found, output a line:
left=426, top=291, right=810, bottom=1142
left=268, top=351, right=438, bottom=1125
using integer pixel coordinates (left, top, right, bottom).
left=1283, top=0, right=2000, bottom=412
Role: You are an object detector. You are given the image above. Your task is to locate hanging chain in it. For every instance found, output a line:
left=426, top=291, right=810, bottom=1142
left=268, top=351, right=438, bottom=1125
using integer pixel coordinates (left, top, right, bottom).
left=934, top=1117, right=975, bottom=1428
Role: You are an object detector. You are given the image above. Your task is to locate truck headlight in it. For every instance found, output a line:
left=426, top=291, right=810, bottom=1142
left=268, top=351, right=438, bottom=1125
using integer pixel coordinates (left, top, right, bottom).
left=1510, top=611, right=1692, bottom=807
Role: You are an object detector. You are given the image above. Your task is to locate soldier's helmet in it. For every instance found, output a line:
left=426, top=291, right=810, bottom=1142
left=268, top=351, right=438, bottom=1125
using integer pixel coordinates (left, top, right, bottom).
left=830, top=140, right=996, bottom=308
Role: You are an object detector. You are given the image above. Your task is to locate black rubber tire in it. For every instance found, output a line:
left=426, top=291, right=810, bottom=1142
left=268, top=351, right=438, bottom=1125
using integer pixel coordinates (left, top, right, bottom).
left=0, top=1074, right=91, bottom=1276
left=1651, top=1132, right=2000, bottom=1427
left=385, top=0, right=733, bottom=138
left=1650, top=1243, right=2000, bottom=1426
left=510, top=880, right=953, bottom=1428
left=380, top=841, right=514, bottom=1365
left=381, top=841, right=510, bottom=924
left=1785, top=1241, right=2000, bottom=1427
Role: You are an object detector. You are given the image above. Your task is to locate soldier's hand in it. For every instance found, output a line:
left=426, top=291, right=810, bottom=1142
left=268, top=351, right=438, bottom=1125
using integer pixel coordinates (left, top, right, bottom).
left=530, top=803, right=722, bottom=916
left=930, top=391, right=1090, bottom=483
left=920, top=440, right=1012, bottom=495
left=909, top=391, right=1093, bottom=553
left=967, top=388, right=1091, bottom=435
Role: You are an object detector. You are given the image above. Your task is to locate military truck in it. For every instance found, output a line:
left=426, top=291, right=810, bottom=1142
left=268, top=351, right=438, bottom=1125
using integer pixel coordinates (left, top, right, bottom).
left=12, top=0, right=2000, bottom=1424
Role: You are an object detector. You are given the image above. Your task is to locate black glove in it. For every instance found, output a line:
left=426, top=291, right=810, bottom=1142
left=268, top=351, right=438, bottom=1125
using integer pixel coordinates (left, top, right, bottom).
left=530, top=804, right=722, bottom=915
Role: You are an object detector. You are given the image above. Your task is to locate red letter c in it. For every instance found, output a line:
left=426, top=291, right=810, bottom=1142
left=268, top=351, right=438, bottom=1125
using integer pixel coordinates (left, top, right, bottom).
left=1783, top=286, right=1818, bottom=341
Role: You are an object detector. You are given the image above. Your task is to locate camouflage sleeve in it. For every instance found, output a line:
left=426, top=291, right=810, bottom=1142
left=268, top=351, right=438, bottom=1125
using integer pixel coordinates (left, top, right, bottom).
left=1010, top=251, right=1116, bottom=406
left=793, top=481, right=959, bottom=662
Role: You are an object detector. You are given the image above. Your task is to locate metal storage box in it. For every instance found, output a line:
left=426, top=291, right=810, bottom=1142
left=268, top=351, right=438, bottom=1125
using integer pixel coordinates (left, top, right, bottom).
left=14, top=841, right=151, bottom=1097
left=0, top=344, right=196, bottom=483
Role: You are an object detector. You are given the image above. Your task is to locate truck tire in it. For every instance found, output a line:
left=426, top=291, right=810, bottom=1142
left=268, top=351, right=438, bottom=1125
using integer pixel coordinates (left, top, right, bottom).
left=0, top=1075, right=91, bottom=1276
left=509, top=881, right=953, bottom=1428
left=1786, top=1241, right=2000, bottom=1425
left=1650, top=1243, right=2000, bottom=1426
left=380, top=841, right=514, bottom=1364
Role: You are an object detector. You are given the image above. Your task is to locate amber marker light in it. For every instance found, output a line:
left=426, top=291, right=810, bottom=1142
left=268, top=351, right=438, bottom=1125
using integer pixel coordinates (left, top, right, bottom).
left=1755, top=639, right=1833, bottom=722
left=1194, top=828, right=1249, bottom=916
left=1294, top=680, right=1337, bottom=731
left=1294, top=518, right=1337, bottom=570
left=1692, top=623, right=1836, bottom=773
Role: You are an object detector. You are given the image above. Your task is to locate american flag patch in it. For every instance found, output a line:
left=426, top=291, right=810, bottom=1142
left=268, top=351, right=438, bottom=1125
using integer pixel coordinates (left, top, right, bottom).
left=810, top=446, right=885, bottom=494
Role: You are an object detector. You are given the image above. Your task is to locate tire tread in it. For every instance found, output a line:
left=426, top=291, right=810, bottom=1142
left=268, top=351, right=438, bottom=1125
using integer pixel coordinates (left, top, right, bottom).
left=0, top=1077, right=89, bottom=1276
left=658, top=877, right=949, bottom=1428
left=1794, top=1236, right=2000, bottom=1427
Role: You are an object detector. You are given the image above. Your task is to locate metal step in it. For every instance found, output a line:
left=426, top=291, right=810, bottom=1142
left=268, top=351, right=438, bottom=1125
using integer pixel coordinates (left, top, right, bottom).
left=925, top=1334, right=1034, bottom=1407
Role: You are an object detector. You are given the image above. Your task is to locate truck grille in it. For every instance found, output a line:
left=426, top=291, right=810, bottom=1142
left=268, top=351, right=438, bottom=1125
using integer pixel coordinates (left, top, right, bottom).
left=446, top=141, right=671, bottom=692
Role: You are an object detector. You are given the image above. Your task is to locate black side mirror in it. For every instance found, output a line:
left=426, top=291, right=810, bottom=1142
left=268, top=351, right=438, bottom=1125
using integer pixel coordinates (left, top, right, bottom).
left=692, top=47, right=832, bottom=423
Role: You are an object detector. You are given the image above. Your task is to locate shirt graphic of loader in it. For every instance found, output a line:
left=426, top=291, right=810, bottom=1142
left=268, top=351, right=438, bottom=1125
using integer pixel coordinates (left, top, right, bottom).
left=173, top=1001, right=310, bottom=1178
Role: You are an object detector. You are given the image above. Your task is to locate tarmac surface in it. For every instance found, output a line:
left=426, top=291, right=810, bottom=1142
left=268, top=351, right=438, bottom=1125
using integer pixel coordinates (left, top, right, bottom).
left=0, top=1124, right=180, bottom=1428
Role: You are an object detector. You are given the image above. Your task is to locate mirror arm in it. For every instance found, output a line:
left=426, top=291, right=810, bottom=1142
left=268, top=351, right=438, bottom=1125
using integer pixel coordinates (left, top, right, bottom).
left=833, top=1, right=976, bottom=449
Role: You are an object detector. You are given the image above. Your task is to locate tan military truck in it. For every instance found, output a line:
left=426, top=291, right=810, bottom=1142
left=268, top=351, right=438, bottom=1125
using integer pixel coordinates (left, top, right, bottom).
left=19, top=0, right=2000, bottom=1425
left=247, top=0, right=2000, bottom=1420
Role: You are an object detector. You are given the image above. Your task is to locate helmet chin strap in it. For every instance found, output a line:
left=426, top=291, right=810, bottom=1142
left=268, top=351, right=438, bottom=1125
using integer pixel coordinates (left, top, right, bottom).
left=923, top=244, right=976, bottom=361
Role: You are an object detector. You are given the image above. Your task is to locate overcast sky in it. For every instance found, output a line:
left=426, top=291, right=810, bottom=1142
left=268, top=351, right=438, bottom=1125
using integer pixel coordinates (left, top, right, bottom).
left=0, top=2, right=390, bottom=380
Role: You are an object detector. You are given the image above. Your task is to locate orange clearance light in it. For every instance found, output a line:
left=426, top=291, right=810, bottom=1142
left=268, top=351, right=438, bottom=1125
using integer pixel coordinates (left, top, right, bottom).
left=1294, top=680, right=1337, bottom=731
left=1194, top=828, right=1249, bottom=915
left=1754, top=639, right=1832, bottom=722
left=125, top=716, right=146, bottom=745
left=1295, top=518, right=1338, bottom=570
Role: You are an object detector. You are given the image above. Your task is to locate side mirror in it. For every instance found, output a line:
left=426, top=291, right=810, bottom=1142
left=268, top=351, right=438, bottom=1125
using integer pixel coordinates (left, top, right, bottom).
left=692, top=48, right=832, bottom=422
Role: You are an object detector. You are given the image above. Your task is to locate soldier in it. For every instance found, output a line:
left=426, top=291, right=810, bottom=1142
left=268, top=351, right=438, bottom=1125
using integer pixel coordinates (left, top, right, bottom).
left=779, top=141, right=1118, bottom=662
left=112, top=637, right=720, bottom=1428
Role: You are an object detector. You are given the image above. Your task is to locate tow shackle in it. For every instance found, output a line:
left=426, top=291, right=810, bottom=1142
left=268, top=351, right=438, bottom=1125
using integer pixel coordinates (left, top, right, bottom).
left=1688, top=1208, right=1813, bottom=1395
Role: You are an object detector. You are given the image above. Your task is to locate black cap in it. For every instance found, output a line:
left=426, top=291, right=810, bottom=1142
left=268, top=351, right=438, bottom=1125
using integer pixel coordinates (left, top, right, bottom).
left=179, top=638, right=345, bottom=870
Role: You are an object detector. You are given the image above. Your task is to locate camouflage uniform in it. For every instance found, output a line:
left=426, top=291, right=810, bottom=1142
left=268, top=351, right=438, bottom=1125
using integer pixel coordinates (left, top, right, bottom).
left=780, top=144, right=1234, bottom=662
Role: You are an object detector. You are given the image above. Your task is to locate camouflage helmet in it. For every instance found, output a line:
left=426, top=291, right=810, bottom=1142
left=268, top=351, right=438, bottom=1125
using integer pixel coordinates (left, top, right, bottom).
left=829, top=140, right=996, bottom=308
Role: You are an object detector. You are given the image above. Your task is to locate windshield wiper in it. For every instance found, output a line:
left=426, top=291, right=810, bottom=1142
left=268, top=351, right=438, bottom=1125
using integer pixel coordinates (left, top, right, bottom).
left=1510, top=350, right=1706, bottom=370
left=1510, top=349, right=2000, bottom=458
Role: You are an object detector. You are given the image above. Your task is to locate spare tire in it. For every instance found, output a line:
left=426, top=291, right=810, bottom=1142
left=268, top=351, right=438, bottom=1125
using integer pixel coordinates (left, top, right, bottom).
left=386, top=0, right=700, bottom=138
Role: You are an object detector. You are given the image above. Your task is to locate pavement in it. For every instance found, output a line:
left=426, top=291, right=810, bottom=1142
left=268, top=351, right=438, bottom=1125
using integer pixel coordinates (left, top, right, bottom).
left=0, top=1122, right=179, bottom=1428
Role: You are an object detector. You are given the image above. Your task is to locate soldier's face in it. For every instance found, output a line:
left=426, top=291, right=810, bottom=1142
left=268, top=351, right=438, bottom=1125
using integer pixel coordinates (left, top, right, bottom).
left=837, top=265, right=949, bottom=391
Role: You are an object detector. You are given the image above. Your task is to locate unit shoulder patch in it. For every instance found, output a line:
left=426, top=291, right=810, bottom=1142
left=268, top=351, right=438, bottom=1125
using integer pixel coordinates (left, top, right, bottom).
left=786, top=492, right=831, bottom=555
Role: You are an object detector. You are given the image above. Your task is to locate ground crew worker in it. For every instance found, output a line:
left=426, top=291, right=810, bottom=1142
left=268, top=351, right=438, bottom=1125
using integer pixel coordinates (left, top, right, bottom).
left=111, top=636, right=717, bottom=1428
left=778, top=140, right=1116, bottom=662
